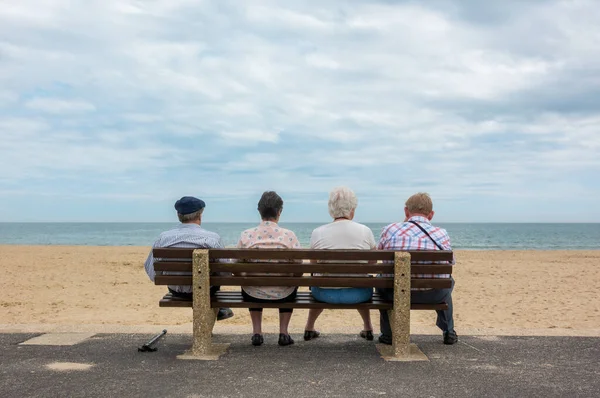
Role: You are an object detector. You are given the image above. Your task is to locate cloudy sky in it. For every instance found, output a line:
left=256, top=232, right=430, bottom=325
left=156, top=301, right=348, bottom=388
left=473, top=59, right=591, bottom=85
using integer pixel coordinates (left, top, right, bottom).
left=1, top=0, right=599, bottom=223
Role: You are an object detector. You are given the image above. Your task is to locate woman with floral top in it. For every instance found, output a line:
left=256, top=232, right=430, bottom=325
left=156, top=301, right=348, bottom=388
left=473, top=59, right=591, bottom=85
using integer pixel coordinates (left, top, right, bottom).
left=237, top=191, right=302, bottom=347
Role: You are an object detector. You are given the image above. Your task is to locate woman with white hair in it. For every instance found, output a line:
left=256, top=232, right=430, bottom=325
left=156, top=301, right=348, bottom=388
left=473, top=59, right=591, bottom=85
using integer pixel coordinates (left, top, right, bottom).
left=303, top=186, right=377, bottom=342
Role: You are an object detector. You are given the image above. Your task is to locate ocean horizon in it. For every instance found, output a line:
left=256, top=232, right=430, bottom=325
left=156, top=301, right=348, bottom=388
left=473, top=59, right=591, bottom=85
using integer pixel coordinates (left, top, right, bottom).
left=1, top=222, right=599, bottom=250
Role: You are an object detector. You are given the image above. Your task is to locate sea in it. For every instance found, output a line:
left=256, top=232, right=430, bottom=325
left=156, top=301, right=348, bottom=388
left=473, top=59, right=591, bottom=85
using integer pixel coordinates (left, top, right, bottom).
left=0, top=222, right=599, bottom=250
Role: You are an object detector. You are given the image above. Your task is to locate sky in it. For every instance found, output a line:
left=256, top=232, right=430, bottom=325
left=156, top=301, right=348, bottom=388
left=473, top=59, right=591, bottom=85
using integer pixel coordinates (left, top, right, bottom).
left=0, top=0, right=599, bottom=223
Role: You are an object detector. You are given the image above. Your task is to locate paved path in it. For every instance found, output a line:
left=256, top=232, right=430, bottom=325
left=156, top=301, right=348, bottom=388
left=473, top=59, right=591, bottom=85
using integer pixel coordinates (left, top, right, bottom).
left=1, top=333, right=598, bottom=397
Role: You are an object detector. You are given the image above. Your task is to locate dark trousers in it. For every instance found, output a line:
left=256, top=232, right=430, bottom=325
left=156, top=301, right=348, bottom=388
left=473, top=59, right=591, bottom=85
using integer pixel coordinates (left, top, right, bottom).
left=168, top=285, right=220, bottom=300
left=241, top=289, right=297, bottom=313
left=377, top=278, right=455, bottom=338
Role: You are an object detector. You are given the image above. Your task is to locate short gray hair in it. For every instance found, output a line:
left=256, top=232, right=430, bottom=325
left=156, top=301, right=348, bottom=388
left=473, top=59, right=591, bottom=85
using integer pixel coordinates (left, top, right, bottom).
left=328, top=186, right=358, bottom=219
left=178, top=208, right=204, bottom=223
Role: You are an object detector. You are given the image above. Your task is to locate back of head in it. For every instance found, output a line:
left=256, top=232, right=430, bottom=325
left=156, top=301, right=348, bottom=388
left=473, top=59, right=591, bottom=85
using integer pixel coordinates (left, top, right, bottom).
left=328, top=186, right=358, bottom=219
left=405, top=192, right=433, bottom=215
left=258, top=191, right=283, bottom=220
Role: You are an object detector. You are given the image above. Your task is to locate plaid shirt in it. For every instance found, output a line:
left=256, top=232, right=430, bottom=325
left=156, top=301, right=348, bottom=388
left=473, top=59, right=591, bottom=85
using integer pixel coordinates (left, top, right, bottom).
left=378, top=216, right=454, bottom=290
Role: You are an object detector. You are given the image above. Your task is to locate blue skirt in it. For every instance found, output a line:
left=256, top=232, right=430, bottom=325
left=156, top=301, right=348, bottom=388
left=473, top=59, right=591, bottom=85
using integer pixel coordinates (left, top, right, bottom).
left=310, top=287, right=373, bottom=304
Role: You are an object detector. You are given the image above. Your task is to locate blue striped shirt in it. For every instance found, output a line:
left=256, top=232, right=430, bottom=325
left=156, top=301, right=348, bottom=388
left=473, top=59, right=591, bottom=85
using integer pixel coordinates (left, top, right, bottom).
left=144, top=223, right=224, bottom=293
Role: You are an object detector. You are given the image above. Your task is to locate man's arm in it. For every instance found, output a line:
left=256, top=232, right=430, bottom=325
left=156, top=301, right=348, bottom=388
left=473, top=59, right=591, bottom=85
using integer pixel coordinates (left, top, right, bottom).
left=144, top=247, right=156, bottom=282
left=365, top=227, right=377, bottom=264
left=443, top=231, right=455, bottom=265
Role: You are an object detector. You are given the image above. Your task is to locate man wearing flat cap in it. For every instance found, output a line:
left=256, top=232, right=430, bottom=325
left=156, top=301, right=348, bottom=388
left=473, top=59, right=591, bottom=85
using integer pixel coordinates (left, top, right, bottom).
left=144, top=196, right=233, bottom=321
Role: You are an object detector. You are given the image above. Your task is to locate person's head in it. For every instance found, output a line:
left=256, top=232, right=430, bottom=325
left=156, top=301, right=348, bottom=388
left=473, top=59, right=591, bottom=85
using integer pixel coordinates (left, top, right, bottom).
left=174, top=196, right=206, bottom=224
left=404, top=192, right=434, bottom=220
left=328, top=186, right=357, bottom=220
left=257, top=191, right=283, bottom=222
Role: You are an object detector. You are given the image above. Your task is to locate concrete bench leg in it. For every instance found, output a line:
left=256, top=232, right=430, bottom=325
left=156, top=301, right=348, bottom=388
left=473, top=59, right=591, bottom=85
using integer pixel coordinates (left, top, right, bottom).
left=179, top=249, right=229, bottom=360
left=378, top=252, right=427, bottom=361
left=391, top=251, right=411, bottom=358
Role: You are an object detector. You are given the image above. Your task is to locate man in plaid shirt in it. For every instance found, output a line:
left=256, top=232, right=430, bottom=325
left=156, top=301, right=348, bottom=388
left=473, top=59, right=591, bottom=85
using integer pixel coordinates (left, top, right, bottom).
left=377, top=193, right=458, bottom=345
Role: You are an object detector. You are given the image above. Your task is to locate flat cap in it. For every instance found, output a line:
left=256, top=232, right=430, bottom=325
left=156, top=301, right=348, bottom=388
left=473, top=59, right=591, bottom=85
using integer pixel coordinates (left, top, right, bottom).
left=174, top=196, right=206, bottom=215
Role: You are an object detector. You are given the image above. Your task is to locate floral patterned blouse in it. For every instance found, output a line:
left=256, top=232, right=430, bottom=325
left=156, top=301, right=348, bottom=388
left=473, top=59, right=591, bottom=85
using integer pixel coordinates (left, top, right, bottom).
left=237, top=221, right=301, bottom=299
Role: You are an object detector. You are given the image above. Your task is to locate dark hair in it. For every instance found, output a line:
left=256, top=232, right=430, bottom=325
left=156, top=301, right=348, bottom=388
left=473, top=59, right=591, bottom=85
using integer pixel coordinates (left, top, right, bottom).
left=257, top=191, right=283, bottom=220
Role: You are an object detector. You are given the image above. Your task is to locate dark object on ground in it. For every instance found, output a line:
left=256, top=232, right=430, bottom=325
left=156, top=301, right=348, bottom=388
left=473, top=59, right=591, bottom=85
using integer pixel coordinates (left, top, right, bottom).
left=217, top=308, right=234, bottom=321
left=278, top=334, right=294, bottom=346
left=378, top=334, right=392, bottom=345
left=444, top=330, right=458, bottom=345
left=251, top=334, right=263, bottom=346
left=138, top=329, right=167, bottom=352
left=304, top=330, right=321, bottom=341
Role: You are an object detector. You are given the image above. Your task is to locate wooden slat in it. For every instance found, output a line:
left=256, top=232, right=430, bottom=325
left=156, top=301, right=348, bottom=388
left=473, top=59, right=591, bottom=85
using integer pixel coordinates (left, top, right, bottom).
left=411, top=279, right=452, bottom=289
left=154, top=262, right=193, bottom=272
left=152, top=248, right=453, bottom=262
left=411, top=303, right=448, bottom=310
left=155, top=276, right=192, bottom=285
left=155, top=275, right=452, bottom=289
left=211, top=300, right=391, bottom=310
left=410, top=265, right=453, bottom=274
left=157, top=275, right=392, bottom=288
left=212, top=292, right=391, bottom=303
left=158, top=292, right=448, bottom=310
left=210, top=276, right=394, bottom=288
left=154, top=262, right=452, bottom=274
left=211, top=249, right=394, bottom=261
left=210, top=263, right=394, bottom=274
left=159, top=298, right=192, bottom=308
left=408, top=251, right=453, bottom=262
left=153, top=248, right=198, bottom=258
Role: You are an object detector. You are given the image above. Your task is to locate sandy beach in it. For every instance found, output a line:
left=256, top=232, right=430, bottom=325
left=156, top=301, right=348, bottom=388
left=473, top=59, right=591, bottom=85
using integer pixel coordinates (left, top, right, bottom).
left=1, top=245, right=599, bottom=336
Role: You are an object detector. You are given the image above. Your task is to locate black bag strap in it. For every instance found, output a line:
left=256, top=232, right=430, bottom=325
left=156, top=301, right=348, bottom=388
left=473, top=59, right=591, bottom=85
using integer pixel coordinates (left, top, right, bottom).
left=408, top=221, right=444, bottom=250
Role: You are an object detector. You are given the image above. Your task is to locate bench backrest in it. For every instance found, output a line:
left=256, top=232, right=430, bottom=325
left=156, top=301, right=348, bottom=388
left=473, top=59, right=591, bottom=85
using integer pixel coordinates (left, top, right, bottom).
left=153, top=248, right=453, bottom=289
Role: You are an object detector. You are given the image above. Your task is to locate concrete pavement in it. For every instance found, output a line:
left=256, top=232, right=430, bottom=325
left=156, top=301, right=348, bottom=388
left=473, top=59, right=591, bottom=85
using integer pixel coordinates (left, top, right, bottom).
left=1, top=332, right=598, bottom=397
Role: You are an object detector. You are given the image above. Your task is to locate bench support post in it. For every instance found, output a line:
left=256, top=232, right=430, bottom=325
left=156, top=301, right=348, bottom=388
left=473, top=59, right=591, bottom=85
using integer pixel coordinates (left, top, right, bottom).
left=390, top=251, right=411, bottom=358
left=187, top=249, right=227, bottom=359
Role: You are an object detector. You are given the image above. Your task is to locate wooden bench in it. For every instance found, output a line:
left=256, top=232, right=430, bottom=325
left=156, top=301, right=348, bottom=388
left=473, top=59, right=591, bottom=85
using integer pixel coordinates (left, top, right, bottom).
left=153, top=248, right=453, bottom=360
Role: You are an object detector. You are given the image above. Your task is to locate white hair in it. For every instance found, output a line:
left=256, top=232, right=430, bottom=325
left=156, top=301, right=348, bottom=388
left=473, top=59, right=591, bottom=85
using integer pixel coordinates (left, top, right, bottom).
left=328, top=186, right=358, bottom=219
left=178, top=208, right=204, bottom=223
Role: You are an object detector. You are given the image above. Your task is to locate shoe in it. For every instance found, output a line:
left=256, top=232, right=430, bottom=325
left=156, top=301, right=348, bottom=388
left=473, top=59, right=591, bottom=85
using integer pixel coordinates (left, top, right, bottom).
left=217, top=308, right=234, bottom=321
left=443, top=330, right=458, bottom=345
left=251, top=334, right=264, bottom=346
left=303, top=330, right=320, bottom=341
left=378, top=334, right=392, bottom=345
left=278, top=334, right=294, bottom=346
left=360, top=330, right=374, bottom=341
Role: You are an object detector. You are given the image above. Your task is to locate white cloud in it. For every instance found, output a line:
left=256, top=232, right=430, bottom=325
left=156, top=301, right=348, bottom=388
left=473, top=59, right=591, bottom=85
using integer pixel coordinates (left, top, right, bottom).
left=220, top=130, right=280, bottom=143
left=25, top=98, right=96, bottom=113
left=0, top=0, right=599, bottom=221
left=0, top=90, right=18, bottom=105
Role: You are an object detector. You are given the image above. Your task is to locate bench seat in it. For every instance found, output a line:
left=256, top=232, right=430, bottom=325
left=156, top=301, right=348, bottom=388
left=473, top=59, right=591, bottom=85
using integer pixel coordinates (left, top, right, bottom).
left=153, top=248, right=453, bottom=359
left=159, top=291, right=448, bottom=311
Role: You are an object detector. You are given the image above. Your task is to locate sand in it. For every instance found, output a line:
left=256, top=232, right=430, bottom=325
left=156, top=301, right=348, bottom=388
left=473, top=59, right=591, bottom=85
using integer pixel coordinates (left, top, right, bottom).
left=1, top=245, right=599, bottom=336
